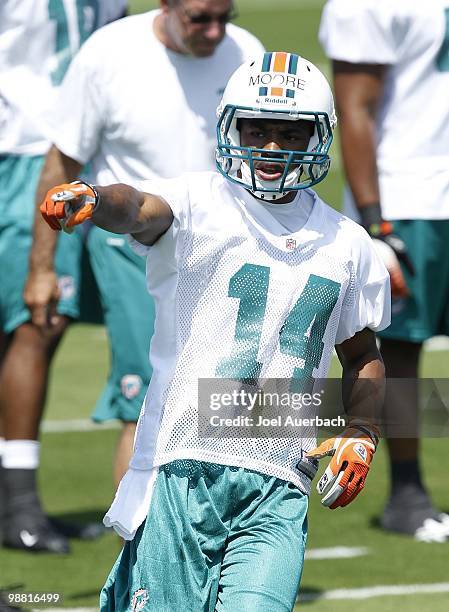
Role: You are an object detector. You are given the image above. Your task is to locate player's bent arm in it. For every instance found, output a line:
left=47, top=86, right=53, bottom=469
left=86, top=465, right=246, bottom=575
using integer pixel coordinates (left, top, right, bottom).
left=332, top=61, right=386, bottom=209
left=91, top=185, right=174, bottom=246
left=335, top=327, right=385, bottom=424
left=306, top=329, right=384, bottom=509
left=24, top=146, right=83, bottom=328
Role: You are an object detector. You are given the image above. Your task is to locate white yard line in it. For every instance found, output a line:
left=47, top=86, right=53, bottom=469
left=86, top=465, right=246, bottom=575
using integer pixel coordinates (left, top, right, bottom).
left=298, top=582, right=449, bottom=602
left=305, top=546, right=369, bottom=560
left=41, top=419, right=120, bottom=433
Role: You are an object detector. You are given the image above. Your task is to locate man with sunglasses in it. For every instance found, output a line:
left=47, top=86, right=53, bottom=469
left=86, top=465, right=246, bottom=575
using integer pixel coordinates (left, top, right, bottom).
left=22, top=1, right=263, bottom=496
left=40, top=53, right=389, bottom=610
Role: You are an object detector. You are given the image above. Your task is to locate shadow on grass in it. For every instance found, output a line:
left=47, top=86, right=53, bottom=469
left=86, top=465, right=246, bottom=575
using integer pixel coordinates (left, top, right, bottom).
left=49, top=509, right=110, bottom=540
left=297, top=586, right=324, bottom=604
left=370, top=508, right=449, bottom=533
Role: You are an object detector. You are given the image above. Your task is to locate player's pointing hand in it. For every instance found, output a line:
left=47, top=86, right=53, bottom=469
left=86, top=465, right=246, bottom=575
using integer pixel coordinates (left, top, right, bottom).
left=40, top=180, right=99, bottom=232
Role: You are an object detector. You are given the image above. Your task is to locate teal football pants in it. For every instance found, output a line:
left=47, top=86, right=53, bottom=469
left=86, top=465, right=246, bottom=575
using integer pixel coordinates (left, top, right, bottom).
left=101, top=460, right=308, bottom=611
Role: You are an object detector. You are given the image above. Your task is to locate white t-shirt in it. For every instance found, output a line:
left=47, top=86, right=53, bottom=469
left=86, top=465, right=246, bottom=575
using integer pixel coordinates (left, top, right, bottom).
left=319, top=0, right=449, bottom=220
left=103, top=172, right=390, bottom=538
left=0, top=0, right=126, bottom=155
left=47, top=10, right=265, bottom=183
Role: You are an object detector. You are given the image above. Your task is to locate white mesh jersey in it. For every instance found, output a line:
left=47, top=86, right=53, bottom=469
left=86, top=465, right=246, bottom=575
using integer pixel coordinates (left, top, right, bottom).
left=46, top=10, right=265, bottom=184
left=320, top=0, right=449, bottom=220
left=0, top=0, right=126, bottom=155
left=128, top=172, right=390, bottom=493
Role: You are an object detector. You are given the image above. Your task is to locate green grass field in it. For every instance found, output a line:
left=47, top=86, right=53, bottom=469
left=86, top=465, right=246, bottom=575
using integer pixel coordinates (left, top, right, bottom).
left=2, top=1, right=449, bottom=610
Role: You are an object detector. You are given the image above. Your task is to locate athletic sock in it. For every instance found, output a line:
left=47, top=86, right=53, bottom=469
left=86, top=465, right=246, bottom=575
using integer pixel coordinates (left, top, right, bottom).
left=2, top=440, right=43, bottom=520
left=2, top=439, right=40, bottom=470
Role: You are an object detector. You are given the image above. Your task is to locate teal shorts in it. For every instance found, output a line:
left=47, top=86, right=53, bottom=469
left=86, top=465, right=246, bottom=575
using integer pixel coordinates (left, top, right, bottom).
left=100, top=460, right=308, bottom=612
left=379, top=220, right=449, bottom=343
left=87, top=227, right=155, bottom=423
left=0, top=155, right=82, bottom=334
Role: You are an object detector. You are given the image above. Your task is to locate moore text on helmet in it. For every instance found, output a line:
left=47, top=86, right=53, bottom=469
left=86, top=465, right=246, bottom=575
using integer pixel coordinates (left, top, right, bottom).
left=249, top=74, right=306, bottom=91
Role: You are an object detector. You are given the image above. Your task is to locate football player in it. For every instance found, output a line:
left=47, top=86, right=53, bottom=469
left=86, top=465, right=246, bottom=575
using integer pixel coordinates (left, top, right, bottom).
left=40, top=53, right=390, bottom=609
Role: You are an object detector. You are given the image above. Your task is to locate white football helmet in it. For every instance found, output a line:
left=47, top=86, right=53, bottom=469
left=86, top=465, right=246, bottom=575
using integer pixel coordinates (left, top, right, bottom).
left=216, top=52, right=337, bottom=200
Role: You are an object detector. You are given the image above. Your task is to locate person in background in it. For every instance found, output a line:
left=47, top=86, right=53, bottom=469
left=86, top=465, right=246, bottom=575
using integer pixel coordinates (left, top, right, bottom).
left=319, top=0, right=449, bottom=540
left=0, top=0, right=128, bottom=554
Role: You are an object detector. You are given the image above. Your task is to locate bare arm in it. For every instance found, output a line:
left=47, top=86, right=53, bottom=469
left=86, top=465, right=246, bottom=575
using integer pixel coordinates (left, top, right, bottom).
left=306, top=328, right=384, bottom=509
left=332, top=61, right=386, bottom=209
left=336, top=327, right=385, bottom=425
left=333, top=63, right=413, bottom=296
left=91, top=183, right=174, bottom=245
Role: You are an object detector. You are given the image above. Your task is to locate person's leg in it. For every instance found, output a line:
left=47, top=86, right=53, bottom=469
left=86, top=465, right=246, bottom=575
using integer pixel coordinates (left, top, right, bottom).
left=100, top=461, right=229, bottom=611
left=379, top=219, right=449, bottom=540
left=380, top=339, right=440, bottom=531
left=87, top=228, right=154, bottom=485
left=0, top=320, right=71, bottom=553
left=216, top=477, right=308, bottom=612
left=0, top=155, right=83, bottom=551
left=1, top=321, right=69, bottom=440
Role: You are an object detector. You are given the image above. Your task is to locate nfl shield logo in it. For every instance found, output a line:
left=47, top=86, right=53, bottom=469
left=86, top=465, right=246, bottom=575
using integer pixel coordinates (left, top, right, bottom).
left=286, top=238, right=297, bottom=250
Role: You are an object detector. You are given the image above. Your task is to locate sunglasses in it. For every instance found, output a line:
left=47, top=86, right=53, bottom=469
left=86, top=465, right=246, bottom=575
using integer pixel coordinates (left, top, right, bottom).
left=178, top=3, right=238, bottom=25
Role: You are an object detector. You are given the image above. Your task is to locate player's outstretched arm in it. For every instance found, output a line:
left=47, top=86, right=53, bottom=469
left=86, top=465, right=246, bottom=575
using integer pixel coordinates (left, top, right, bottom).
left=92, top=183, right=174, bottom=245
left=24, top=146, right=83, bottom=328
left=307, top=329, right=384, bottom=509
left=40, top=180, right=174, bottom=247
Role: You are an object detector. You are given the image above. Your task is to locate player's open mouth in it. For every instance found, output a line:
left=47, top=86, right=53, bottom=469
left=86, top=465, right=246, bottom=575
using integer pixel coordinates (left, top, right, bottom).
left=254, top=163, right=284, bottom=181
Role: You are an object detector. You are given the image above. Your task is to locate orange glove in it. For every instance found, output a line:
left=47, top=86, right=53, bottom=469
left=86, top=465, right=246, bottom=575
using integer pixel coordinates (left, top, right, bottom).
left=40, top=180, right=98, bottom=232
left=306, top=420, right=379, bottom=509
